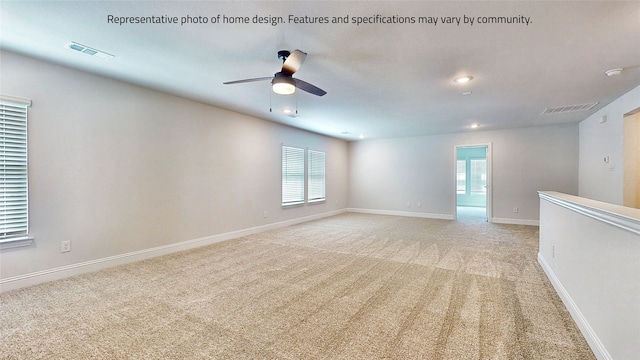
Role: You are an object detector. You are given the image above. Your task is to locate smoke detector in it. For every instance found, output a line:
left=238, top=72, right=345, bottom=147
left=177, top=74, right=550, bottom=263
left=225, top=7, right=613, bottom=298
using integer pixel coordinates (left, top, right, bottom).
left=604, top=68, right=623, bottom=77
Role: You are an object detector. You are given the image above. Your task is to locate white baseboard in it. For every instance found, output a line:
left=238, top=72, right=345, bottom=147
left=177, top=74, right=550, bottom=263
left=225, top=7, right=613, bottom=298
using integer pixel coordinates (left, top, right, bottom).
left=491, top=217, right=539, bottom=226
left=0, top=209, right=347, bottom=293
left=348, top=208, right=454, bottom=220
left=537, top=253, right=611, bottom=360
left=347, top=209, right=539, bottom=225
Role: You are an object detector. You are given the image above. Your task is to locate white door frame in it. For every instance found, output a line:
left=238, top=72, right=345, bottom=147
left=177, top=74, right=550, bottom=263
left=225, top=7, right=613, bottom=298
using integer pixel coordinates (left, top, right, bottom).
left=453, top=143, right=492, bottom=222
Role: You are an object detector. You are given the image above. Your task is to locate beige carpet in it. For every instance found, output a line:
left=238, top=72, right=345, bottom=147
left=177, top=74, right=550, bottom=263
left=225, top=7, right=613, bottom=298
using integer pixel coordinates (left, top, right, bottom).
left=1, top=213, right=594, bottom=359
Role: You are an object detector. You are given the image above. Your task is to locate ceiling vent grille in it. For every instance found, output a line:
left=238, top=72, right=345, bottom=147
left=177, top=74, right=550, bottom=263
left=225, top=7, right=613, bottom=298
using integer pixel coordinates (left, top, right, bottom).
left=68, top=42, right=114, bottom=60
left=541, top=102, right=598, bottom=115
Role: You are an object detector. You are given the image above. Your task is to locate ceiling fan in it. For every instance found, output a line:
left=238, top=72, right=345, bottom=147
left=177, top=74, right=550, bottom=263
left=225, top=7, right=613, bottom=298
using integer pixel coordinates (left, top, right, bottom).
left=223, top=49, right=326, bottom=96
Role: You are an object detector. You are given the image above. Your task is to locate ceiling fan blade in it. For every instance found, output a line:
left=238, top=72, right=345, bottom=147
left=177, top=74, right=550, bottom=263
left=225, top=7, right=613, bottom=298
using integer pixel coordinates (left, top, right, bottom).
left=223, top=77, right=273, bottom=85
left=294, top=79, right=326, bottom=96
left=282, top=49, right=307, bottom=76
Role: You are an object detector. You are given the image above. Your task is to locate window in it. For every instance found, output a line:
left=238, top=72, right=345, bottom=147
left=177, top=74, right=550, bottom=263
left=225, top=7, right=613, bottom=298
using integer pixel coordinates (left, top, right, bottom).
left=282, top=146, right=305, bottom=206
left=307, top=150, right=325, bottom=202
left=0, top=96, right=32, bottom=249
left=456, top=160, right=466, bottom=194
left=281, top=145, right=326, bottom=206
left=457, top=157, right=486, bottom=196
left=470, top=159, right=487, bottom=194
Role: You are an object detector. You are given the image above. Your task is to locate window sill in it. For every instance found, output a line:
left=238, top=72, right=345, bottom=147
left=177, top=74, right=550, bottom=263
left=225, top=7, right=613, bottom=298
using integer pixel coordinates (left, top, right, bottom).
left=0, top=236, right=35, bottom=250
left=308, top=199, right=326, bottom=205
left=282, top=202, right=305, bottom=208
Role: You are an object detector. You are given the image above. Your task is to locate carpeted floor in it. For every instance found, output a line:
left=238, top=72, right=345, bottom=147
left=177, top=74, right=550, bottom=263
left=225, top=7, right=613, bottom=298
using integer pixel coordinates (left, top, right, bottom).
left=457, top=206, right=487, bottom=223
left=0, top=213, right=594, bottom=359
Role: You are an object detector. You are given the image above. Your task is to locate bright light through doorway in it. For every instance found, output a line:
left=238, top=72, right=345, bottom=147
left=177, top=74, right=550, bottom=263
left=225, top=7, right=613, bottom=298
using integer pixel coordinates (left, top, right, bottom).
left=455, top=144, right=490, bottom=222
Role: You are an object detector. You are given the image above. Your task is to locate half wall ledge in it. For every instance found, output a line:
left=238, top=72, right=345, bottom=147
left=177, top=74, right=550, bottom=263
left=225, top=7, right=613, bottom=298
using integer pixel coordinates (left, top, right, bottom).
left=538, top=191, right=640, bottom=236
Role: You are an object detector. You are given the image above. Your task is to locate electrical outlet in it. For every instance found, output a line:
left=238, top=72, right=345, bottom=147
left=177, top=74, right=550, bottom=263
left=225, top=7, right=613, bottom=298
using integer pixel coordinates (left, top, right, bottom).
left=552, top=244, right=555, bottom=258
left=263, top=211, right=268, bottom=218
left=513, top=207, right=519, bottom=213
left=60, top=240, right=71, bottom=253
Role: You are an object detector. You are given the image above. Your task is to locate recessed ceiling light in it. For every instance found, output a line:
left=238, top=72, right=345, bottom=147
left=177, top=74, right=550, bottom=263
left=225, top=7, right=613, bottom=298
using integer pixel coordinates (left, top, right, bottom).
left=454, top=76, right=473, bottom=84
left=470, top=123, right=480, bottom=129
left=604, top=68, right=623, bottom=77
left=462, top=91, right=472, bottom=96
left=282, top=108, right=292, bottom=114
left=359, top=134, right=365, bottom=139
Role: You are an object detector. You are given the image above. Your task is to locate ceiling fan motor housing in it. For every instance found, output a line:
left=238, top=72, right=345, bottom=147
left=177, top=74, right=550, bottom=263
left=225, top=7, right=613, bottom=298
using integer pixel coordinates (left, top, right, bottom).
left=277, top=50, right=291, bottom=62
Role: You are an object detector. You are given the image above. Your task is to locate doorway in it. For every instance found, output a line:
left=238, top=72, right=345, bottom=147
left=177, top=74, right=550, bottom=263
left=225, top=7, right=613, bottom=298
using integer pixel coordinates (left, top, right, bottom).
left=454, top=144, right=491, bottom=222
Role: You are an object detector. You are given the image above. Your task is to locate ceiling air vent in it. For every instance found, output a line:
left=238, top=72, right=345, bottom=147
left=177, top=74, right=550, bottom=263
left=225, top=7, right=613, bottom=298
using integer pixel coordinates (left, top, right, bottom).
left=68, top=42, right=114, bottom=60
left=541, top=102, right=598, bottom=115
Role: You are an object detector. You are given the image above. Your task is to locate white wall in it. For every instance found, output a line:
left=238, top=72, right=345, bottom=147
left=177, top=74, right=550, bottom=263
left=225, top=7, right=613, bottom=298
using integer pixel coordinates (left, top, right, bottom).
left=0, top=51, right=349, bottom=284
left=579, top=85, right=640, bottom=205
left=348, top=125, right=578, bottom=223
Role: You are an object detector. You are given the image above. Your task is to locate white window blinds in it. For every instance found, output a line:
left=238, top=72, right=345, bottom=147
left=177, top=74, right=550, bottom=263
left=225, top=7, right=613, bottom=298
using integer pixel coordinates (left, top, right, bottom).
left=470, top=159, right=487, bottom=194
left=282, top=146, right=305, bottom=206
left=0, top=97, right=30, bottom=241
left=307, top=150, right=325, bottom=202
left=456, top=160, right=466, bottom=194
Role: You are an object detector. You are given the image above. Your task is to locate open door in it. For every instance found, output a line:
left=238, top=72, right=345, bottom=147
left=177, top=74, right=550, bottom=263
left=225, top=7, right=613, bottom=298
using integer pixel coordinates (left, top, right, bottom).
left=454, top=144, right=492, bottom=222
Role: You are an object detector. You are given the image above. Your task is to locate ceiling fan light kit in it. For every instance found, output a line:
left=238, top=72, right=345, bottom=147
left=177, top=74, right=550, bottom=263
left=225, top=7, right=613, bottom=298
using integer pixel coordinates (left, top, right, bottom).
left=604, top=68, right=623, bottom=77
left=272, top=74, right=296, bottom=95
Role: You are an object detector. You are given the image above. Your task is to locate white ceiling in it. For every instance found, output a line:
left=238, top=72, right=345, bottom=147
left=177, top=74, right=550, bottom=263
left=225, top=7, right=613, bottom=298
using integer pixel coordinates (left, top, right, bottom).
left=1, top=1, right=639, bottom=140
